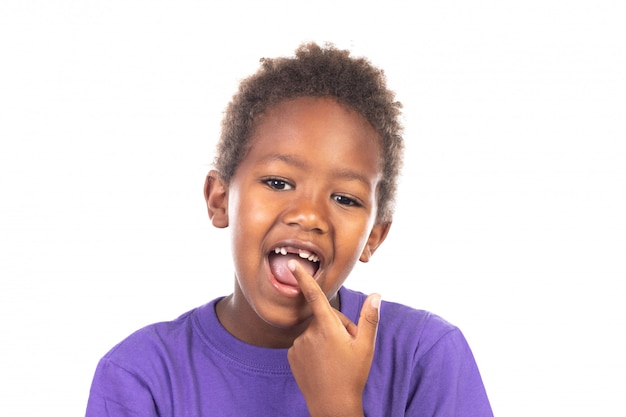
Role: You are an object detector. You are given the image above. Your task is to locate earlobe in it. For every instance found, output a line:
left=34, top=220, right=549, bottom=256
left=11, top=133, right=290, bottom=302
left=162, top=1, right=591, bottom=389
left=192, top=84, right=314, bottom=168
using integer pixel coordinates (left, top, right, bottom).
left=359, top=222, right=392, bottom=262
left=204, top=170, right=229, bottom=228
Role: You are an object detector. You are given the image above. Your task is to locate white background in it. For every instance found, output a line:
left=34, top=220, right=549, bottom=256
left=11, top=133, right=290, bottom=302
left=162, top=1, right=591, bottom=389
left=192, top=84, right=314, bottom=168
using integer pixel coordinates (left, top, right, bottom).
left=1, top=1, right=625, bottom=416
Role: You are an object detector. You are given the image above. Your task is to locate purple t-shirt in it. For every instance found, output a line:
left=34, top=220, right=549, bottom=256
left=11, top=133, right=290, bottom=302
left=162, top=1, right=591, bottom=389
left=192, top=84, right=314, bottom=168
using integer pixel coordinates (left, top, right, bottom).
left=86, top=287, right=493, bottom=416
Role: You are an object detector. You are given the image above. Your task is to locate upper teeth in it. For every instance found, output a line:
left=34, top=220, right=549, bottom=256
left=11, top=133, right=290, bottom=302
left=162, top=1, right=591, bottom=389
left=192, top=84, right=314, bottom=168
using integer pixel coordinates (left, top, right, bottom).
left=273, top=247, right=319, bottom=263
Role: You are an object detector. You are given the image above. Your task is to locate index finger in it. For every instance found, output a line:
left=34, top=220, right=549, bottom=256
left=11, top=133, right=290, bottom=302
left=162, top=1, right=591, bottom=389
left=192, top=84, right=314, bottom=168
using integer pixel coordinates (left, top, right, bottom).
left=288, top=259, right=336, bottom=320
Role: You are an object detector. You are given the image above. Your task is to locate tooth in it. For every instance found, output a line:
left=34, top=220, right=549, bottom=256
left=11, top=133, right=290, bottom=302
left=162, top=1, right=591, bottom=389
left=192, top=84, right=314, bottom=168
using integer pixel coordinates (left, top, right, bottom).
left=299, top=252, right=309, bottom=259
left=274, top=248, right=280, bottom=254
left=280, top=247, right=287, bottom=255
left=305, top=253, right=319, bottom=262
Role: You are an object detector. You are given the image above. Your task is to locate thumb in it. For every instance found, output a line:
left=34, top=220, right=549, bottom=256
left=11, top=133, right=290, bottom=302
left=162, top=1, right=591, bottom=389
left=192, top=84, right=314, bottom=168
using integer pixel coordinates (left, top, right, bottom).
left=356, top=293, right=381, bottom=346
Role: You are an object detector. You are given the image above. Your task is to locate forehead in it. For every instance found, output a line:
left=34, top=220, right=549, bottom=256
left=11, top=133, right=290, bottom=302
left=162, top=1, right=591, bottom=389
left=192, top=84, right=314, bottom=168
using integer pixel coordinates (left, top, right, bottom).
left=245, top=96, right=382, bottom=172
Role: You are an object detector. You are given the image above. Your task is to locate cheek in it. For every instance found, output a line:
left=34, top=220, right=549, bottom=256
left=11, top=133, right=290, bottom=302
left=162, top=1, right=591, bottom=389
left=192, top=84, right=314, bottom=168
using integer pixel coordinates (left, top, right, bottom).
left=229, top=188, right=273, bottom=232
left=335, top=220, right=372, bottom=258
left=228, top=194, right=281, bottom=268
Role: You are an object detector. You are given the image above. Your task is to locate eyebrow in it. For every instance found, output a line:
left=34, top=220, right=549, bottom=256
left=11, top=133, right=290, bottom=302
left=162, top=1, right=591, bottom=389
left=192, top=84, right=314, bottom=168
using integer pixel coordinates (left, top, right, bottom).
left=262, top=153, right=373, bottom=187
left=263, top=153, right=307, bottom=169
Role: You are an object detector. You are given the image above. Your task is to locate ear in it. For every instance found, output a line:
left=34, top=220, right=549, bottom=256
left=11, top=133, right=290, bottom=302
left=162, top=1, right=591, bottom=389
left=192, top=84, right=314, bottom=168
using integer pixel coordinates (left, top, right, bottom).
left=204, top=170, right=229, bottom=228
left=359, top=222, right=392, bottom=263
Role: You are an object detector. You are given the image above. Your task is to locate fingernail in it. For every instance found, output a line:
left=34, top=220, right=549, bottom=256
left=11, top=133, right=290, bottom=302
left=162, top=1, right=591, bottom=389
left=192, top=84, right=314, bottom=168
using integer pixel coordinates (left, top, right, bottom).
left=287, top=259, right=297, bottom=272
left=370, top=293, right=381, bottom=309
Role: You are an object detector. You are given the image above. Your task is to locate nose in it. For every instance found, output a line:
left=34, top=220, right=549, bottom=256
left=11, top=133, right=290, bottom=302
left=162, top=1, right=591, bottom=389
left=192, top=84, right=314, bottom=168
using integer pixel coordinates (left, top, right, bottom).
left=282, top=192, right=330, bottom=234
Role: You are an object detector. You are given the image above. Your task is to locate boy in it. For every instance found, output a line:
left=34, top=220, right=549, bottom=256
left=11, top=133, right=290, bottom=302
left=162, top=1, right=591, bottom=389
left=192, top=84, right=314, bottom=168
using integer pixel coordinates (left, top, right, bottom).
left=86, top=42, right=493, bottom=416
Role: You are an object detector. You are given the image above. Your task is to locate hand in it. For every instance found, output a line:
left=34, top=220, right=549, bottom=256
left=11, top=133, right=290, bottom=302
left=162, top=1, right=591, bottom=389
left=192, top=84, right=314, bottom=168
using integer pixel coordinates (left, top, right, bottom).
left=287, top=259, right=381, bottom=417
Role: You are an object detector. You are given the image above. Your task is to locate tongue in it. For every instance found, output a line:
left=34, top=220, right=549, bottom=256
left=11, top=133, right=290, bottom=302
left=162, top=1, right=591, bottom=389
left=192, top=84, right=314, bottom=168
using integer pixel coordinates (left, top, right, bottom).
left=269, top=253, right=317, bottom=286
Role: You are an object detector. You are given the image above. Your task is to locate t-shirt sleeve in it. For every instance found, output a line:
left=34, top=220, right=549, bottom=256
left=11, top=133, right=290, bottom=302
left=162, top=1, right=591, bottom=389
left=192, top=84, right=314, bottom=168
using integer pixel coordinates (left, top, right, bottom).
left=85, top=357, right=159, bottom=417
left=407, top=327, right=494, bottom=417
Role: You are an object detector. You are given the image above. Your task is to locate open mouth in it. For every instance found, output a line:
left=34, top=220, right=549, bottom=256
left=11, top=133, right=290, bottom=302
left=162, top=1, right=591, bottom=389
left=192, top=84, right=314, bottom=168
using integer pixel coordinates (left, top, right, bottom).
left=268, top=246, right=321, bottom=286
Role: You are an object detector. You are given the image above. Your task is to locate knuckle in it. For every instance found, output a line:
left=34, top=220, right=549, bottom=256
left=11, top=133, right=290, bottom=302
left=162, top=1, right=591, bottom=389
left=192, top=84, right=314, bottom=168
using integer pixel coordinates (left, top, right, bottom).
left=303, top=288, right=320, bottom=304
left=365, top=311, right=379, bottom=327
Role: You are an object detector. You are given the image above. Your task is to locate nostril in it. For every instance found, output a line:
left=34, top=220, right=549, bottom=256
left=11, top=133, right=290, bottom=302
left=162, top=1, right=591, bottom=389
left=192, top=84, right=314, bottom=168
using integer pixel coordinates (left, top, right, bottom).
left=286, top=219, right=327, bottom=234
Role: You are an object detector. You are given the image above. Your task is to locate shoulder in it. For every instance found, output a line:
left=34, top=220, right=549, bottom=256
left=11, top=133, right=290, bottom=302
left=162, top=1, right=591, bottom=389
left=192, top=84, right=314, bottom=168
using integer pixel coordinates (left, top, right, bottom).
left=98, top=303, right=211, bottom=373
left=340, top=287, right=465, bottom=359
left=340, top=286, right=457, bottom=335
left=87, top=303, right=216, bottom=410
left=382, top=297, right=461, bottom=357
left=340, top=288, right=494, bottom=416
left=86, top=306, right=202, bottom=416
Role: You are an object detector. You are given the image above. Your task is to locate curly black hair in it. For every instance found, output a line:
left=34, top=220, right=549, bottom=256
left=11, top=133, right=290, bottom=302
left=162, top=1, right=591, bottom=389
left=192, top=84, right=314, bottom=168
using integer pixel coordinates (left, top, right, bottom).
left=214, top=42, right=404, bottom=223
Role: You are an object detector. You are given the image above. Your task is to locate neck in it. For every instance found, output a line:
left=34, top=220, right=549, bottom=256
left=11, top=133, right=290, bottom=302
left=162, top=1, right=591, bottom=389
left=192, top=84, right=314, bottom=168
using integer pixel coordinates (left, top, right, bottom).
left=215, top=287, right=341, bottom=349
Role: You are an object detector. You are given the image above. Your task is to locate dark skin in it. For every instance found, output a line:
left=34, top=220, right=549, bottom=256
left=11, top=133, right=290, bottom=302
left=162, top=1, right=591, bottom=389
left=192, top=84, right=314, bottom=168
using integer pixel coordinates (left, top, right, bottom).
left=287, top=259, right=382, bottom=417
left=204, top=97, right=390, bottom=416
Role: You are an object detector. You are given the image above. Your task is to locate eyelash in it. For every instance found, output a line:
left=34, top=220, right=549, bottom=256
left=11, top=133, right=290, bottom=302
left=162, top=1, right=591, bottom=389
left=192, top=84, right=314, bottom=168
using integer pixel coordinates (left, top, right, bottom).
left=333, top=195, right=361, bottom=207
left=263, top=178, right=363, bottom=207
left=264, top=178, right=293, bottom=190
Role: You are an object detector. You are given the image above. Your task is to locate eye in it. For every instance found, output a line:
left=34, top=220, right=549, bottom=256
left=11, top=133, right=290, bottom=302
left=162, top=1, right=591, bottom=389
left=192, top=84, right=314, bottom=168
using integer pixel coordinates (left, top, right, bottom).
left=264, top=178, right=293, bottom=191
left=333, top=194, right=361, bottom=207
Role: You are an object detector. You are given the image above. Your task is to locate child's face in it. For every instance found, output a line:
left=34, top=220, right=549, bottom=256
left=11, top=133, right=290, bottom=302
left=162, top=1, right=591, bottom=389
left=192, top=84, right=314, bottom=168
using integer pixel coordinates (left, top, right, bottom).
left=207, top=96, right=390, bottom=344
